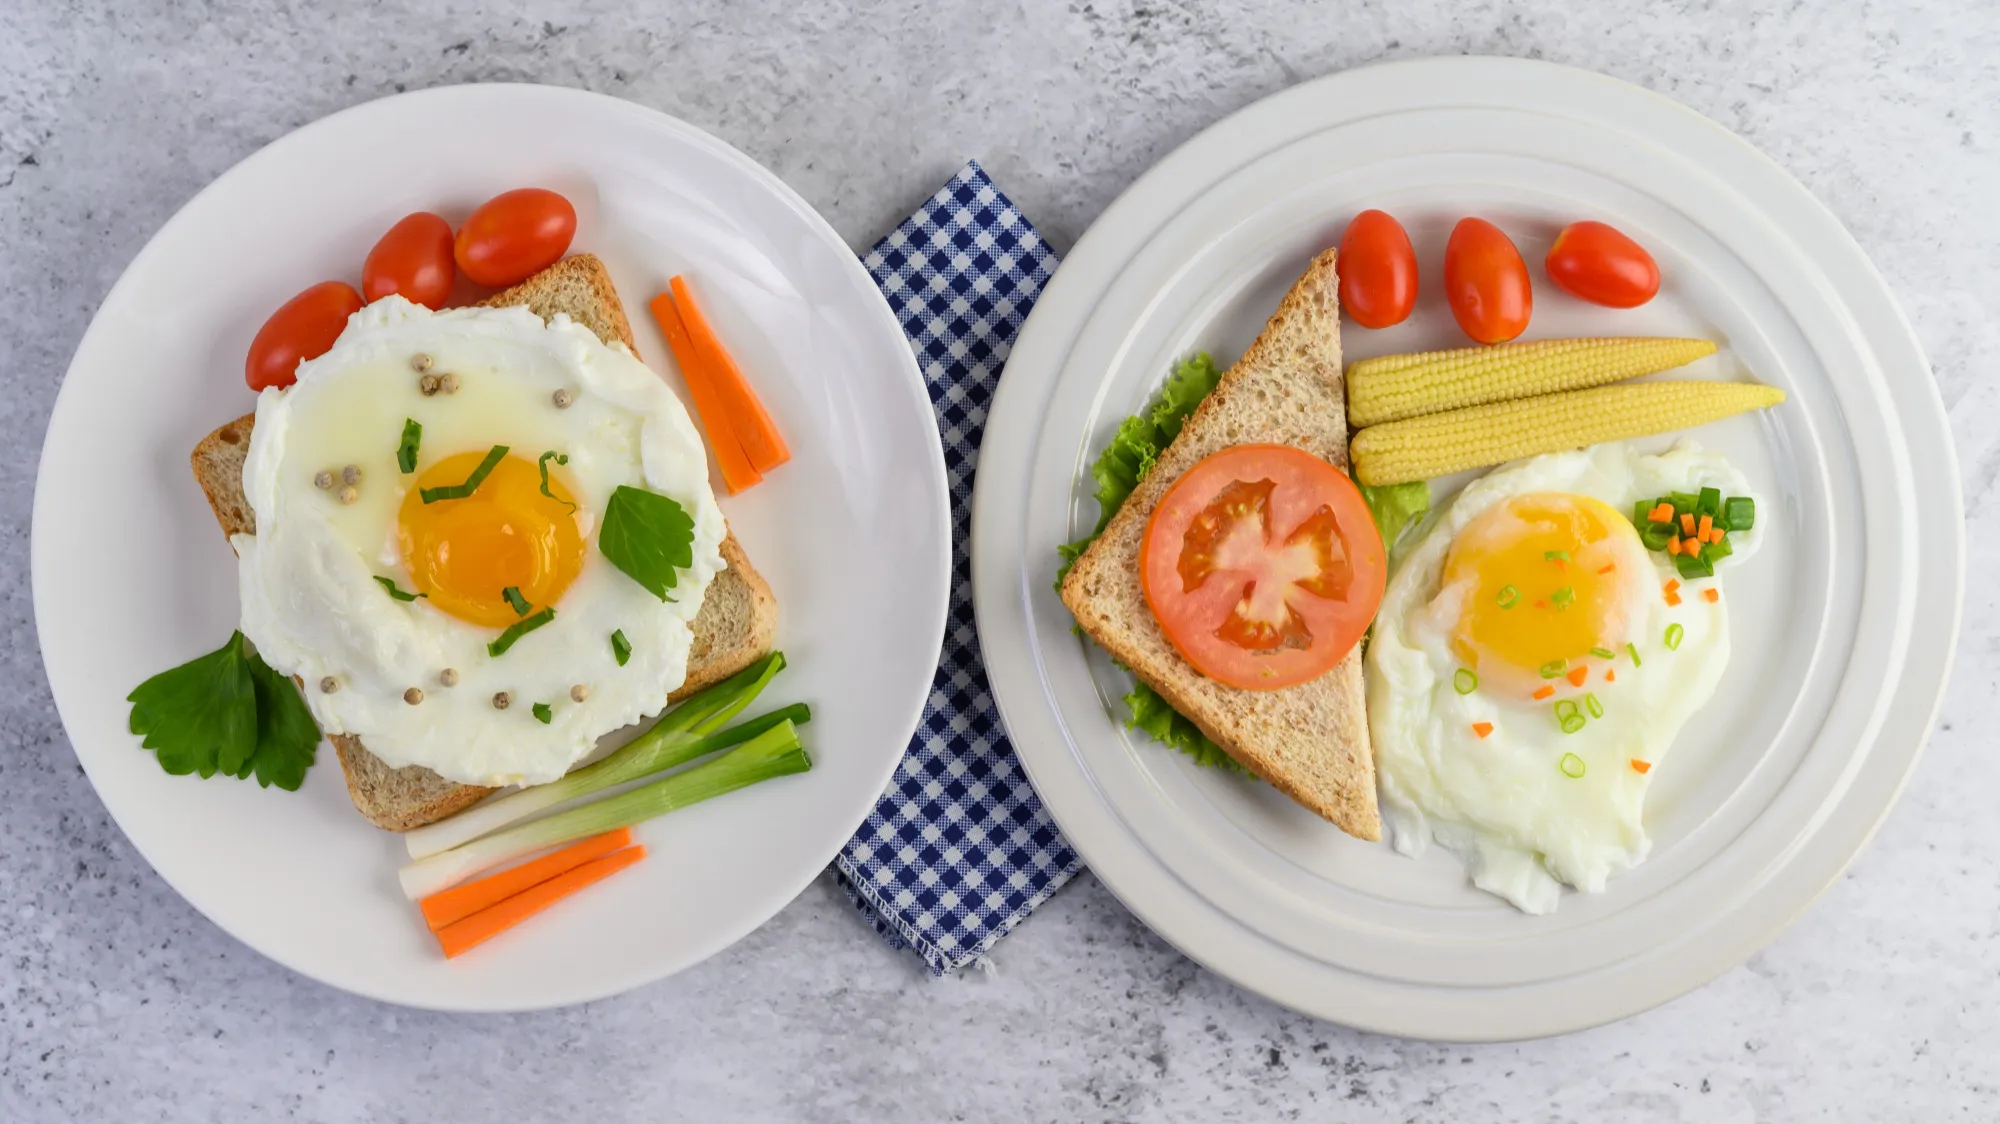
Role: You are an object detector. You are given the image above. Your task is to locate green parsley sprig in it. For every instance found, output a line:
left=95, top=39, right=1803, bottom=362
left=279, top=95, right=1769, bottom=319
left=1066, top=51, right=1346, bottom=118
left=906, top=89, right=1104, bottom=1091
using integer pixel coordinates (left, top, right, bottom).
left=127, top=632, right=319, bottom=790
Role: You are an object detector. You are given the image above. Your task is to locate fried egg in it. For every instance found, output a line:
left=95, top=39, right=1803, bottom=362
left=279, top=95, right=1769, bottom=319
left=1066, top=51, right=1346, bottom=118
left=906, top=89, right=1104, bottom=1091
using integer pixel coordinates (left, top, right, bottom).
left=1365, top=442, right=1756, bottom=913
left=234, top=296, right=727, bottom=786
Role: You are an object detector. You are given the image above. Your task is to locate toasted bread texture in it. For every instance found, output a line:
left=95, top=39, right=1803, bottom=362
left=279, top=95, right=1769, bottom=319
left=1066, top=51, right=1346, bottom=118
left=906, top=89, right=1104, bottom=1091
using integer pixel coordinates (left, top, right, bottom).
left=191, top=254, right=776, bottom=831
left=1060, top=248, right=1379, bottom=841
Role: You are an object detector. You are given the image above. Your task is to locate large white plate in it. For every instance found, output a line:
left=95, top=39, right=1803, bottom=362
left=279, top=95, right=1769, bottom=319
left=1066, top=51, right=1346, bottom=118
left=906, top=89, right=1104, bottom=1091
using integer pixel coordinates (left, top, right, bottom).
left=972, top=58, right=1961, bottom=1040
left=32, top=85, right=949, bottom=1011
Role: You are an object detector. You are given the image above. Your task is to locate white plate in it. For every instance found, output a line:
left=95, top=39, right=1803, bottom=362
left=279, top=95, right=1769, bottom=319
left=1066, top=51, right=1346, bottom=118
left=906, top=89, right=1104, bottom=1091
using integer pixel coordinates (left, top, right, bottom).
left=972, top=58, right=1961, bottom=1040
left=32, top=85, right=949, bottom=1011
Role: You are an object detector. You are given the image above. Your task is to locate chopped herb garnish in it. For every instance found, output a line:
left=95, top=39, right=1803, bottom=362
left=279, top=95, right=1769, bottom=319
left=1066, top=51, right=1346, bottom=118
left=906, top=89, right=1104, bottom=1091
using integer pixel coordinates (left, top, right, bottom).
left=1539, top=659, right=1567, bottom=679
left=501, top=586, right=531, bottom=617
left=397, top=418, right=423, bottom=474
left=1696, top=487, right=1722, bottom=518
left=375, top=576, right=427, bottom=602
left=1627, top=642, right=1643, bottom=667
left=1453, top=668, right=1478, bottom=695
left=611, top=629, right=631, bottom=666
left=531, top=702, right=553, bottom=724
left=1556, top=698, right=1586, bottom=734
left=598, top=484, right=695, bottom=601
left=1722, top=496, right=1755, bottom=531
left=420, top=444, right=509, bottom=503
left=488, top=606, right=556, bottom=657
left=1589, top=646, right=1616, bottom=659
left=1584, top=692, right=1604, bottom=719
left=1664, top=623, right=1685, bottom=651
left=1551, top=586, right=1575, bottom=610
left=1559, top=752, right=1587, bottom=777
left=538, top=451, right=576, bottom=512
left=1497, top=585, right=1521, bottom=609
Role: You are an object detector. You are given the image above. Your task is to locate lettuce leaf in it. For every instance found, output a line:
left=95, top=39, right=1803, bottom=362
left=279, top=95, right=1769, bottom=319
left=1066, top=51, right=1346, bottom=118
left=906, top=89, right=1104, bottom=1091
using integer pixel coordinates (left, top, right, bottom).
left=1358, top=479, right=1430, bottom=559
left=1056, top=353, right=1236, bottom=772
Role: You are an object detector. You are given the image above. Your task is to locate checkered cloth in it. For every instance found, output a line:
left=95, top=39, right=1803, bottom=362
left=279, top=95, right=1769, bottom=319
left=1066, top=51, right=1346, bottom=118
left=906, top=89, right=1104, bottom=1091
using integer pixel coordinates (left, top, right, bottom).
left=832, top=162, right=1083, bottom=973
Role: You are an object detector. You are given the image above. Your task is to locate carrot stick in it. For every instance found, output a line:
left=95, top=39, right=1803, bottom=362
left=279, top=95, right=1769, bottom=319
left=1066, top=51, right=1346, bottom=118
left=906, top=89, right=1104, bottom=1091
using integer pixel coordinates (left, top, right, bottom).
left=435, top=845, right=648, bottom=959
left=669, top=275, right=791, bottom=474
left=650, top=292, right=762, bottom=494
left=418, top=827, right=633, bottom=931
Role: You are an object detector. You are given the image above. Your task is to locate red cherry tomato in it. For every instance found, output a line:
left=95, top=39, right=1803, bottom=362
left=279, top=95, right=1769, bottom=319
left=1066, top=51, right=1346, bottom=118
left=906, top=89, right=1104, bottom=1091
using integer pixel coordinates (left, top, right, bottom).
left=363, top=212, right=456, bottom=308
left=245, top=281, right=363, bottom=391
left=1140, top=445, right=1386, bottom=691
left=1336, top=209, right=1419, bottom=329
left=1545, top=220, right=1660, bottom=308
left=1443, top=218, right=1532, bottom=344
left=454, top=188, right=577, bottom=288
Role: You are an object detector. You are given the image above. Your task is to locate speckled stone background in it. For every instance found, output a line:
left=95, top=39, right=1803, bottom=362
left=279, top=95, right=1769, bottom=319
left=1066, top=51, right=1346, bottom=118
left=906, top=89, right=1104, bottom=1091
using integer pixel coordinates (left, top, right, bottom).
left=4, top=2, right=1996, bottom=1120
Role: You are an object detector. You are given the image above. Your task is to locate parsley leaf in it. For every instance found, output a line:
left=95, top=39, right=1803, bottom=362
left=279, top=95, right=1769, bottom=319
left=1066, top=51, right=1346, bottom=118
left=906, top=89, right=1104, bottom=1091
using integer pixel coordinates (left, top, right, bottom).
left=599, top=485, right=695, bottom=601
left=375, top=576, right=426, bottom=602
left=531, top=702, right=553, bottom=724
left=611, top=629, right=631, bottom=666
left=397, top=418, right=422, bottom=474
left=126, top=632, right=320, bottom=788
left=538, top=451, right=576, bottom=512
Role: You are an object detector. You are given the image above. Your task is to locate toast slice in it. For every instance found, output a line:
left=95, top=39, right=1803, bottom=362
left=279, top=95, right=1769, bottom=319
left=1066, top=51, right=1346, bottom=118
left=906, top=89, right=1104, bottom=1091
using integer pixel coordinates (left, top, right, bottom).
left=191, top=254, right=777, bottom=831
left=1059, top=248, right=1379, bottom=841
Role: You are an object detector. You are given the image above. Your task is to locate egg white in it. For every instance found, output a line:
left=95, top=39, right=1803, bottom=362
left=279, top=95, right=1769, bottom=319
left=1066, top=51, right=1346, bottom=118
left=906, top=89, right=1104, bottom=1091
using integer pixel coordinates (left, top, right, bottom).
left=1365, top=442, right=1757, bottom=913
left=234, top=297, right=727, bottom=787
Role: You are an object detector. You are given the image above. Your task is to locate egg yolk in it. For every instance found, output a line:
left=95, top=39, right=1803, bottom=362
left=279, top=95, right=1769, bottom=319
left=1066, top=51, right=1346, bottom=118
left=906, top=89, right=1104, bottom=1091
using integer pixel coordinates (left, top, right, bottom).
left=397, top=451, right=583, bottom=628
left=1441, top=493, right=1636, bottom=681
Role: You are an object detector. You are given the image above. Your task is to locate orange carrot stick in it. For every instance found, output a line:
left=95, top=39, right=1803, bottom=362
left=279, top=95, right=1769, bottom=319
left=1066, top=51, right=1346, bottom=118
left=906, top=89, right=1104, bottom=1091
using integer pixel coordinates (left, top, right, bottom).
left=669, top=276, right=791, bottom=474
left=650, top=292, right=762, bottom=494
left=435, top=845, right=648, bottom=959
left=419, top=828, right=633, bottom=932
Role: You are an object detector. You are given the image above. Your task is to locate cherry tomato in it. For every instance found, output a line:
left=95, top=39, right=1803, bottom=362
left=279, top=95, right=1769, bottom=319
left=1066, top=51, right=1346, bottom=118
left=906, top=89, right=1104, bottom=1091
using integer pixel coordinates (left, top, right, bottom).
left=363, top=212, right=456, bottom=308
left=1545, top=220, right=1660, bottom=308
left=1140, top=445, right=1386, bottom=690
left=245, top=281, right=363, bottom=391
left=454, top=188, right=576, bottom=288
left=1443, top=218, right=1532, bottom=344
left=1336, top=209, right=1419, bottom=329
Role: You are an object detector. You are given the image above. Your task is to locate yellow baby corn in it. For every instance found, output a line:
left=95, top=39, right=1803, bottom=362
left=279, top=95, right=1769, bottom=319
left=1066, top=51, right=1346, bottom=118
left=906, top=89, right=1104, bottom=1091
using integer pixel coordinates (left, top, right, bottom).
left=1349, top=381, right=1787, bottom=485
left=1345, top=337, right=1717, bottom=427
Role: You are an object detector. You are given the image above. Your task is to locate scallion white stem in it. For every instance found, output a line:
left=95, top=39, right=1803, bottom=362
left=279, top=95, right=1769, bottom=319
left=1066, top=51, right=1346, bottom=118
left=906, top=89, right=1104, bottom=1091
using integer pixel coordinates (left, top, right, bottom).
left=402, top=653, right=788, bottom=860
left=398, top=720, right=810, bottom=901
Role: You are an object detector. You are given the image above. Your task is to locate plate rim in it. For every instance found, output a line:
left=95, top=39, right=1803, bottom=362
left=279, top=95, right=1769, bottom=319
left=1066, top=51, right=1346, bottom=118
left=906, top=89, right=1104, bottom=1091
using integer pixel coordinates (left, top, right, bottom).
left=31, top=82, right=951, bottom=1011
left=971, top=55, right=1964, bottom=1040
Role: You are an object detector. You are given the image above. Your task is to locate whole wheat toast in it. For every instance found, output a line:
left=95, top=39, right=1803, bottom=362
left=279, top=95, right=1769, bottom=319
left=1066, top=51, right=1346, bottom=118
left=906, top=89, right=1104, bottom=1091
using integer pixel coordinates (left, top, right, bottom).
left=1060, top=248, right=1379, bottom=841
left=191, top=254, right=777, bottom=830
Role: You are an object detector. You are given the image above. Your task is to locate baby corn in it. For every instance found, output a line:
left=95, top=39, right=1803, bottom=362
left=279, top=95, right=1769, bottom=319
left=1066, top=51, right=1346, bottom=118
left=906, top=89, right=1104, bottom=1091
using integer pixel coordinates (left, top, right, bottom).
left=1350, top=381, right=1786, bottom=485
left=1345, top=337, right=1717, bottom=427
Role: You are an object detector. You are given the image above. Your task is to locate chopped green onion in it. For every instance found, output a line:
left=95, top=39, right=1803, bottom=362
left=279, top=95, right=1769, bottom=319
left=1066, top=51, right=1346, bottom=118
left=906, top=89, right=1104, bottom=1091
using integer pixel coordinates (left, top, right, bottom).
left=397, top=717, right=810, bottom=900
left=1641, top=523, right=1676, bottom=551
left=1559, top=752, right=1586, bottom=776
left=1697, top=487, right=1722, bottom=518
left=501, top=586, right=531, bottom=617
left=1673, top=551, right=1714, bottom=580
left=1670, top=491, right=1698, bottom=515
left=1632, top=499, right=1651, bottom=527
left=611, top=629, right=632, bottom=666
left=1551, top=586, right=1575, bottom=611
left=1560, top=715, right=1587, bottom=735
left=402, top=653, right=790, bottom=861
left=1704, top=534, right=1735, bottom=562
left=374, top=576, right=426, bottom=602
left=1539, top=659, right=1567, bottom=679
left=397, top=418, right=423, bottom=474
left=1585, top=692, right=1604, bottom=719
left=1589, top=646, right=1616, bottom=659
left=420, top=444, right=509, bottom=503
left=1544, top=550, right=1570, bottom=563
left=538, top=451, right=576, bottom=513
left=1723, top=496, right=1755, bottom=531
left=1453, top=668, right=1479, bottom=695
left=1627, top=642, right=1643, bottom=667
left=1665, top=623, right=1685, bottom=651
left=1554, top=699, right=1580, bottom=721
left=487, top=606, right=556, bottom=657
left=1497, top=585, right=1521, bottom=609
left=531, top=702, right=553, bottom=724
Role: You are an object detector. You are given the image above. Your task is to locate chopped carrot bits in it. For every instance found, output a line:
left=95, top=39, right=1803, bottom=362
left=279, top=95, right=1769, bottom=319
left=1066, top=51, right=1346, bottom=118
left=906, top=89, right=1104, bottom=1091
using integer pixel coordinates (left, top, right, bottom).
left=1604, top=668, right=1617, bottom=682
left=1648, top=503, right=1673, bottom=524
left=1697, top=514, right=1713, bottom=539
left=1668, top=534, right=1682, bottom=556
left=1472, top=722, right=1494, bottom=739
left=1630, top=759, right=1652, bottom=774
left=1703, top=587, right=1720, bottom=603
left=1680, top=513, right=1696, bottom=535
left=1598, top=563, right=1616, bottom=575
left=1565, top=666, right=1588, bottom=688
left=1532, top=685, right=1556, bottom=701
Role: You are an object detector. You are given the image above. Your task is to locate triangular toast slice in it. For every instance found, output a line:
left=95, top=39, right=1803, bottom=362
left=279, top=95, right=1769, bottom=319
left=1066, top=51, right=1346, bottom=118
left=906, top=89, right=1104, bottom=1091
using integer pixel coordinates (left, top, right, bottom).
left=190, top=254, right=777, bottom=830
left=1059, top=248, right=1378, bottom=840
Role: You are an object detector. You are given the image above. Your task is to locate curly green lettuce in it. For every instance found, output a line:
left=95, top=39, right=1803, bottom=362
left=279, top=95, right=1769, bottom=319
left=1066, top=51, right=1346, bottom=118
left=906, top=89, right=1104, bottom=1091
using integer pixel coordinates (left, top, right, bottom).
left=1358, top=479, right=1430, bottom=560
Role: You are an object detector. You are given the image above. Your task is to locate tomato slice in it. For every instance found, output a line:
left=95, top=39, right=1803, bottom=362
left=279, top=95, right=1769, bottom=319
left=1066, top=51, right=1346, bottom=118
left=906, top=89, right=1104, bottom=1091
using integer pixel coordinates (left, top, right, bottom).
left=1140, top=445, right=1385, bottom=690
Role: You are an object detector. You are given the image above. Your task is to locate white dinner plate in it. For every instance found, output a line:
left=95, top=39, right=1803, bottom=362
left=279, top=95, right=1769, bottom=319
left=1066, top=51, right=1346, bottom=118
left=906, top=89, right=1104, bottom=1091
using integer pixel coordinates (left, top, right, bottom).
left=33, top=85, right=949, bottom=1011
left=972, top=57, right=1961, bottom=1040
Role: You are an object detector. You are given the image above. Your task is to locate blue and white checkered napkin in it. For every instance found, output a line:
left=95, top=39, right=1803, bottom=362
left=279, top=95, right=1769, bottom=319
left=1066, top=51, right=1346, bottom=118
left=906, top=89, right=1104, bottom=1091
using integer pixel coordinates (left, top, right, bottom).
left=832, top=162, right=1083, bottom=973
